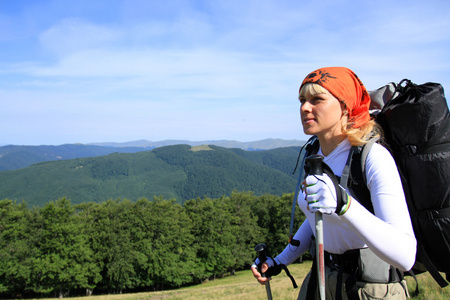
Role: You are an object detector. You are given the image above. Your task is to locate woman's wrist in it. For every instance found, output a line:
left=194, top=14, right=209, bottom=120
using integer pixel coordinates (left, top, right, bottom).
left=338, top=194, right=352, bottom=216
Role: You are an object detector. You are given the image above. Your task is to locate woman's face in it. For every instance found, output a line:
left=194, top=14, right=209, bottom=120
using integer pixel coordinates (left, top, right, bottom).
left=299, top=90, right=347, bottom=139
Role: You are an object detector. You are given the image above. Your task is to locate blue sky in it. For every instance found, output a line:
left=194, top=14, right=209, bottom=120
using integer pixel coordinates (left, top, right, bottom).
left=1, top=0, right=449, bottom=145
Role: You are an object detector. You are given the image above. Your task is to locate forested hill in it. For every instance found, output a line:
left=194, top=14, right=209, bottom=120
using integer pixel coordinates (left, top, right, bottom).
left=0, top=138, right=304, bottom=171
left=0, top=144, right=301, bottom=207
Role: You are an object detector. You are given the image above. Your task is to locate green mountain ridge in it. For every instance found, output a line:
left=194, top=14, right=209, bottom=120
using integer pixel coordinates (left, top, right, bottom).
left=0, top=138, right=306, bottom=171
left=0, top=144, right=301, bottom=207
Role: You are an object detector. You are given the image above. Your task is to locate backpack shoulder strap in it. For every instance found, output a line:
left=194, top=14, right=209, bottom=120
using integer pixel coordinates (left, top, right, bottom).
left=340, top=137, right=379, bottom=214
left=359, top=137, right=379, bottom=184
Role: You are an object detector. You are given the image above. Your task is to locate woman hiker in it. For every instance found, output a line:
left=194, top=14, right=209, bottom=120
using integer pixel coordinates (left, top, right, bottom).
left=251, top=67, right=417, bottom=299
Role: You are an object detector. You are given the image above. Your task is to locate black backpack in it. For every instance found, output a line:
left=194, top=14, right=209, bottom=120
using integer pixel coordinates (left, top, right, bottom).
left=367, top=79, right=450, bottom=287
left=291, top=79, right=450, bottom=287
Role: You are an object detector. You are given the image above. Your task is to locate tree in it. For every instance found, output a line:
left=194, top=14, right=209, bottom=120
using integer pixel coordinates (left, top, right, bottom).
left=31, top=198, right=100, bottom=298
left=252, top=193, right=305, bottom=256
left=86, top=199, right=136, bottom=294
left=184, top=196, right=238, bottom=281
left=142, top=197, right=199, bottom=289
left=224, top=191, right=263, bottom=271
left=0, top=199, right=37, bottom=298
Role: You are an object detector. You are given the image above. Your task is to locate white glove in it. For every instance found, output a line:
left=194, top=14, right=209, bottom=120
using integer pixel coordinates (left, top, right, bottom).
left=304, top=174, right=351, bottom=215
left=304, top=174, right=338, bottom=214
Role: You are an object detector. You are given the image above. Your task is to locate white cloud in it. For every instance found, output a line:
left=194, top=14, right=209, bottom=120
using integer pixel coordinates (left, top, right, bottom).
left=39, top=18, right=123, bottom=56
left=0, top=0, right=449, bottom=145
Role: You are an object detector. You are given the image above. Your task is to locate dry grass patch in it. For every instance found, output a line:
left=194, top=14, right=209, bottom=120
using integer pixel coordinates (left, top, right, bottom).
left=189, top=145, right=213, bottom=152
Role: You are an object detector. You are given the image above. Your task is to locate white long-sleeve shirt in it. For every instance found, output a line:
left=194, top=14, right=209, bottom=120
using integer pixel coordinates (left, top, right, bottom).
left=276, top=138, right=417, bottom=271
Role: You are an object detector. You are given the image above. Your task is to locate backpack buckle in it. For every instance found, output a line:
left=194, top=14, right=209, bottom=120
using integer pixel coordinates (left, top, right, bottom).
left=400, top=145, right=417, bottom=155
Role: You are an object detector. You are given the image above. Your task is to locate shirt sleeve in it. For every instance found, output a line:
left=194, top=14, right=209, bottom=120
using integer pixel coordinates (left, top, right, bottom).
left=275, top=219, right=312, bottom=266
left=340, top=143, right=417, bottom=271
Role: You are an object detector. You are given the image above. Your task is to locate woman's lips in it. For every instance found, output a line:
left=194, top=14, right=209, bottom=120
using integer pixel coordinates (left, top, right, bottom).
left=302, top=116, right=315, bottom=125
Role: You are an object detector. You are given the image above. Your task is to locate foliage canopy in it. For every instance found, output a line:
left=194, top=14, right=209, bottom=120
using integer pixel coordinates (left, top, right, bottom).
left=0, top=193, right=305, bottom=298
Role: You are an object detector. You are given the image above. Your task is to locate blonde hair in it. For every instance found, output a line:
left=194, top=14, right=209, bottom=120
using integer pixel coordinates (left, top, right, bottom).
left=299, top=83, right=331, bottom=99
left=343, top=120, right=383, bottom=146
left=299, top=83, right=382, bottom=146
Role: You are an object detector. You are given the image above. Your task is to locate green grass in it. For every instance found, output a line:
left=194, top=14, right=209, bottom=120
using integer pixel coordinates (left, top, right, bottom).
left=405, top=271, right=450, bottom=300
left=31, top=261, right=450, bottom=300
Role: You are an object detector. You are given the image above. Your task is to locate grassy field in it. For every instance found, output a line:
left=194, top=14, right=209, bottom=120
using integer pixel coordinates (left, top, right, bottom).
left=34, top=261, right=449, bottom=300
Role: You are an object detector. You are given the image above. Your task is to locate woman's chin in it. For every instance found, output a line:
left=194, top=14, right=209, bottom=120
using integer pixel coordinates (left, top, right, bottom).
left=302, top=126, right=316, bottom=136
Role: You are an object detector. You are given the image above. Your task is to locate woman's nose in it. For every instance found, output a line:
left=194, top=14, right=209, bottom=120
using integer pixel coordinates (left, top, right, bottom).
left=301, top=101, right=312, bottom=112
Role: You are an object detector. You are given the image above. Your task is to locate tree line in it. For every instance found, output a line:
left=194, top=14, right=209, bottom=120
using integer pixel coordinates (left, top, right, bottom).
left=0, top=192, right=306, bottom=299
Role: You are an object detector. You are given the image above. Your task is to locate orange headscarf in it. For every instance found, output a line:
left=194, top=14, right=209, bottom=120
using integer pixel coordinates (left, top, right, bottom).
left=299, top=67, right=371, bottom=128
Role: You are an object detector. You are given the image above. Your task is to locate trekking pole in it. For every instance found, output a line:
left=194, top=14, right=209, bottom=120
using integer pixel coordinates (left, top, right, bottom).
left=305, top=154, right=326, bottom=300
left=255, top=243, right=273, bottom=300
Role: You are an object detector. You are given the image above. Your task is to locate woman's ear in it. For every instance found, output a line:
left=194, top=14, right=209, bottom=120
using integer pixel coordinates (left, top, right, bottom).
left=340, top=106, right=349, bottom=129
left=341, top=104, right=348, bottom=117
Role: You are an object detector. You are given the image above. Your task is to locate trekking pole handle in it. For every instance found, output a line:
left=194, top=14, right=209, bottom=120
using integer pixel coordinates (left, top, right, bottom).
left=255, top=243, right=268, bottom=275
left=305, top=154, right=326, bottom=300
left=255, top=243, right=273, bottom=300
left=305, top=154, right=324, bottom=175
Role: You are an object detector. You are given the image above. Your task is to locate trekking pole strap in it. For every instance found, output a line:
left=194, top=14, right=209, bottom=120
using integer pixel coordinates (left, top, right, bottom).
left=290, top=136, right=318, bottom=245
left=281, top=264, right=298, bottom=288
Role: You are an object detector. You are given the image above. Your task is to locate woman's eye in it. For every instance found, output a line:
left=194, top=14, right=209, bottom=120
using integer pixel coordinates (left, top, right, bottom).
left=312, top=96, right=324, bottom=103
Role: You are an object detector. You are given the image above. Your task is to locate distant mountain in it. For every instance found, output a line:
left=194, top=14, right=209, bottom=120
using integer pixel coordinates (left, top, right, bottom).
left=0, top=144, right=301, bottom=207
left=0, top=139, right=305, bottom=171
left=0, top=144, right=145, bottom=171
left=89, top=138, right=304, bottom=150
